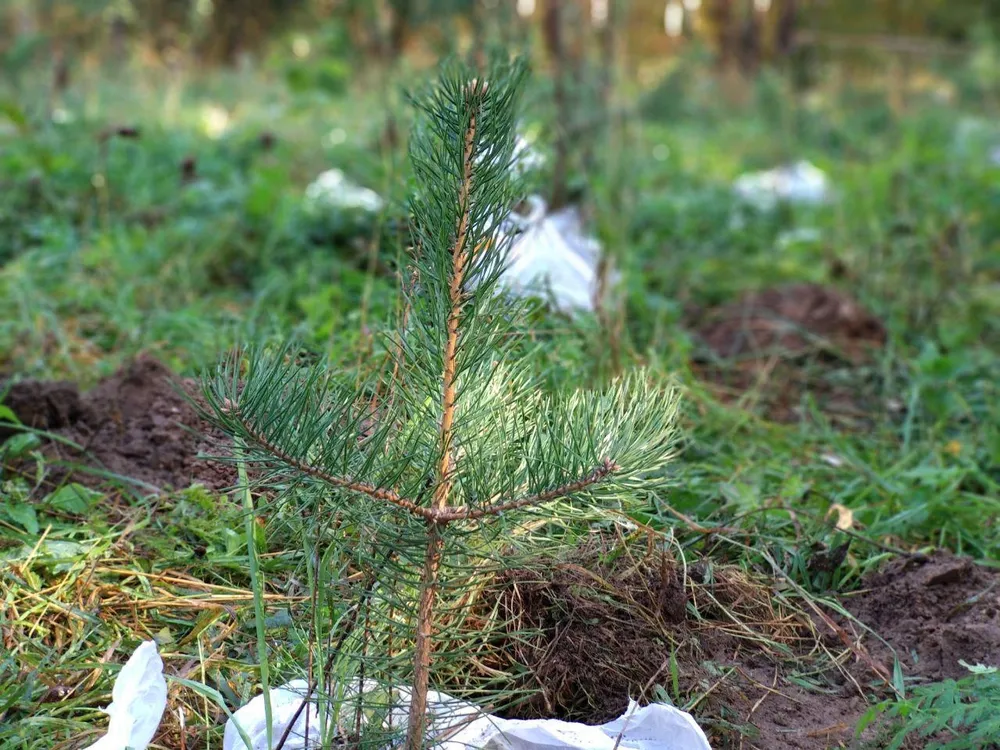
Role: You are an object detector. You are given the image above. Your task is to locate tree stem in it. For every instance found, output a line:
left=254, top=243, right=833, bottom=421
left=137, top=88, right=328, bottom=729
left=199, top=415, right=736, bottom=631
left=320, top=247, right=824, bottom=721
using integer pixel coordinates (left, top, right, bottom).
left=235, top=439, right=272, bottom=749
left=408, top=80, right=483, bottom=750
left=405, top=523, right=444, bottom=749
left=433, top=82, right=481, bottom=513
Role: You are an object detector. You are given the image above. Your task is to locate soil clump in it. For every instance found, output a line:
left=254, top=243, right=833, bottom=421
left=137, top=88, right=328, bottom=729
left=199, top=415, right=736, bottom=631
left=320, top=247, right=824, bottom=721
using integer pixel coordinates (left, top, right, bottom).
left=483, top=543, right=998, bottom=749
left=1, top=355, right=235, bottom=493
left=691, top=283, right=888, bottom=424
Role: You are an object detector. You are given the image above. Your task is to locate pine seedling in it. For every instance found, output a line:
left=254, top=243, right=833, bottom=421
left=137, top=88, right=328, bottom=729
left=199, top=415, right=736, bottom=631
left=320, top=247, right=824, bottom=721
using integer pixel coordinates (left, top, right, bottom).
left=203, top=55, right=680, bottom=749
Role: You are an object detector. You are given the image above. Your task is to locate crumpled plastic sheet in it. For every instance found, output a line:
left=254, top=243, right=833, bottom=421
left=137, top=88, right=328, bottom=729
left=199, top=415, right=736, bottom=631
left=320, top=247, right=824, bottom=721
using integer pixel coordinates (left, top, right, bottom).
left=222, top=681, right=712, bottom=750
left=732, top=160, right=831, bottom=211
left=223, top=680, right=322, bottom=750
left=81, top=640, right=711, bottom=750
left=84, top=640, right=167, bottom=750
left=491, top=195, right=608, bottom=315
left=440, top=699, right=712, bottom=750
left=303, top=168, right=385, bottom=213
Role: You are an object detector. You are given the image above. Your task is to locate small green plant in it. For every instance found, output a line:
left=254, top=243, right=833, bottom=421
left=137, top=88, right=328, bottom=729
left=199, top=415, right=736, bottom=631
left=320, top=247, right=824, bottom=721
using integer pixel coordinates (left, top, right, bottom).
left=857, top=662, right=1000, bottom=750
left=202, top=55, right=680, bottom=749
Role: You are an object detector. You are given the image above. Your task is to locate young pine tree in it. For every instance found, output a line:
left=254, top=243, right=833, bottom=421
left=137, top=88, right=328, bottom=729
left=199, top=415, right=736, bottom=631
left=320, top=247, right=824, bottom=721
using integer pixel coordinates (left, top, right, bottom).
left=203, top=55, right=680, bottom=749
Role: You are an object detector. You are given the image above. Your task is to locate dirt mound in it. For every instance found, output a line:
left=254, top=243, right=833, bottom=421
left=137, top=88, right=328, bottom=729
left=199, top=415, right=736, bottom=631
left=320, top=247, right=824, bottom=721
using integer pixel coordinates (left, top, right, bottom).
left=2, top=355, right=235, bottom=493
left=477, top=545, right=1000, bottom=749
left=0, top=381, right=86, bottom=442
left=845, top=551, right=1000, bottom=683
left=697, top=283, right=887, bottom=361
left=692, top=283, right=888, bottom=423
left=480, top=544, right=877, bottom=750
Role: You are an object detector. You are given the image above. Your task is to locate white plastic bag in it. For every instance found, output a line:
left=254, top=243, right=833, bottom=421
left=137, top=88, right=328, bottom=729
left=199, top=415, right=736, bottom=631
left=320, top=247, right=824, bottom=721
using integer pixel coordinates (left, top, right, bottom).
left=733, top=160, right=831, bottom=211
left=304, top=169, right=384, bottom=213
left=495, top=195, right=606, bottom=315
left=223, top=680, right=322, bottom=750
left=225, top=681, right=711, bottom=750
left=84, top=640, right=167, bottom=750
left=443, top=699, right=711, bottom=750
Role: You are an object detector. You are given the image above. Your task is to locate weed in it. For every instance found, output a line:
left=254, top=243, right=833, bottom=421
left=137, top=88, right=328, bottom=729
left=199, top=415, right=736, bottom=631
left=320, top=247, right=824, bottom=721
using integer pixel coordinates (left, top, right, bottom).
left=858, top=662, right=1000, bottom=749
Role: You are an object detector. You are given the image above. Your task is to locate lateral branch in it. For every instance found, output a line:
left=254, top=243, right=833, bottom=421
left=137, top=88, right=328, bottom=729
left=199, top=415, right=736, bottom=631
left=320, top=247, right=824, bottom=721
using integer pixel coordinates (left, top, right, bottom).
left=229, top=405, right=618, bottom=525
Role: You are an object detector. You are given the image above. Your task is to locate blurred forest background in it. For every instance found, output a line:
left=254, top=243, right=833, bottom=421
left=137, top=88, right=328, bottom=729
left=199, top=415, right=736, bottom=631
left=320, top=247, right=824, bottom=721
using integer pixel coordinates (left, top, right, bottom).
left=4, top=0, right=1000, bottom=86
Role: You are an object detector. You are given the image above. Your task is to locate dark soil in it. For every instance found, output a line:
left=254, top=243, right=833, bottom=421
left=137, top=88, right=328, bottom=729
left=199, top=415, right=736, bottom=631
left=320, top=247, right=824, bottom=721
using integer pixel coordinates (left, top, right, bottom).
left=484, top=544, right=868, bottom=749
left=1, top=355, right=235, bottom=493
left=483, top=544, right=999, bottom=750
left=691, top=283, right=888, bottom=424
left=843, top=551, right=1000, bottom=684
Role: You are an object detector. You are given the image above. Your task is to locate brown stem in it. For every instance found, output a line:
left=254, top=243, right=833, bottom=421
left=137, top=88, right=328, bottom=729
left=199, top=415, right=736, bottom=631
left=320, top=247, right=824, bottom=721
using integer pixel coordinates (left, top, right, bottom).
left=405, top=523, right=445, bottom=749
left=433, top=82, right=482, bottom=513
left=408, top=81, right=485, bottom=750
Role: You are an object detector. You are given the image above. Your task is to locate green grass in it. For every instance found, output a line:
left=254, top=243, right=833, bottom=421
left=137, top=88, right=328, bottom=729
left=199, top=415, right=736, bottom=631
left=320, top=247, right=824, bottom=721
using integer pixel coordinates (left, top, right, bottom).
left=1, top=46, right=999, bottom=749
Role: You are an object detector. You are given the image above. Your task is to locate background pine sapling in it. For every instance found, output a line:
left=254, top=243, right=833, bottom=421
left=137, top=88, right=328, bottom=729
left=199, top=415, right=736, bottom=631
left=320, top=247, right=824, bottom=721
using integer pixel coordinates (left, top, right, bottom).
left=202, top=54, right=680, bottom=749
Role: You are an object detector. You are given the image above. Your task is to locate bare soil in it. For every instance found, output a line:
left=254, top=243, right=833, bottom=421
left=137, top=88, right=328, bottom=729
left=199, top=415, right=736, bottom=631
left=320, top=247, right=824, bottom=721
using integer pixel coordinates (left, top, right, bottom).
left=484, top=543, right=1000, bottom=749
left=842, top=551, right=1000, bottom=684
left=691, top=283, right=888, bottom=424
left=1, top=354, right=235, bottom=493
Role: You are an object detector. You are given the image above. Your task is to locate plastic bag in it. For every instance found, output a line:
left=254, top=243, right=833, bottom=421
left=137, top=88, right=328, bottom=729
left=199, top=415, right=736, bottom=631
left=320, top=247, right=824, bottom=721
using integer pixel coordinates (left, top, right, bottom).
left=444, top=699, right=712, bottom=750
left=84, top=640, right=167, bottom=750
left=224, top=682, right=711, bottom=750
left=223, top=680, right=322, bottom=750
left=494, top=195, right=607, bottom=315
left=733, top=160, right=831, bottom=211
left=304, top=169, right=384, bottom=213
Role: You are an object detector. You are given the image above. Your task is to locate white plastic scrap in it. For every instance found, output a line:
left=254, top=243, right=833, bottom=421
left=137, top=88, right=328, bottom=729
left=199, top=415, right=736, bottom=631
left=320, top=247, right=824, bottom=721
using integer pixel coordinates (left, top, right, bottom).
left=304, top=169, right=385, bottom=213
left=224, top=682, right=711, bottom=750
left=84, top=640, right=168, bottom=750
left=223, top=680, right=322, bottom=750
left=732, top=160, right=831, bottom=211
left=443, top=699, right=711, bottom=750
left=494, top=195, right=607, bottom=315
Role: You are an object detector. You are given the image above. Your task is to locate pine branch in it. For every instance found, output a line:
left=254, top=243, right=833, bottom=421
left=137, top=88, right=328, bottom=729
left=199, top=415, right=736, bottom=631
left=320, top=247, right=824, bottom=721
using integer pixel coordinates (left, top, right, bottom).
left=434, top=79, right=485, bottom=513
left=226, top=404, right=438, bottom=522
left=439, top=458, right=618, bottom=521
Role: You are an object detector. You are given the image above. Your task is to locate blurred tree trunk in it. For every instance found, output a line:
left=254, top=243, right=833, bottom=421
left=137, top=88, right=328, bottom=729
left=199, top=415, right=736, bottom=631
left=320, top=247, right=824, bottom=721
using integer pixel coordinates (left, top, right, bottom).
left=706, top=0, right=737, bottom=71
left=599, top=0, right=616, bottom=113
left=387, top=0, right=412, bottom=63
left=205, top=0, right=252, bottom=64
left=379, top=0, right=413, bottom=153
left=738, top=0, right=761, bottom=74
left=543, top=0, right=569, bottom=209
left=12, top=1, right=38, bottom=36
left=469, top=0, right=487, bottom=68
left=775, top=0, right=798, bottom=58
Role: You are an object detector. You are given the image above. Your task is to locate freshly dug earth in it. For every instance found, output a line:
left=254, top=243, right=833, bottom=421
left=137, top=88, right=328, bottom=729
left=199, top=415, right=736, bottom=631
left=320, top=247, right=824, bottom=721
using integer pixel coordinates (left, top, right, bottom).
left=481, top=544, right=1000, bottom=750
left=691, top=283, right=888, bottom=423
left=1, top=355, right=235, bottom=492
left=843, top=551, right=1000, bottom=683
